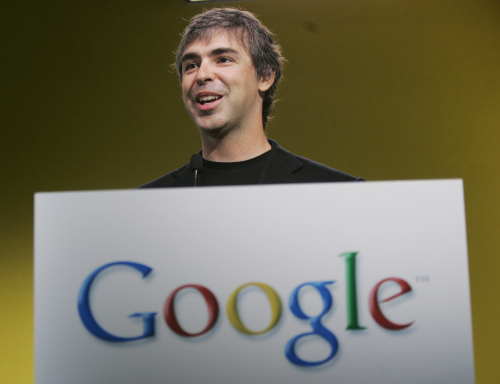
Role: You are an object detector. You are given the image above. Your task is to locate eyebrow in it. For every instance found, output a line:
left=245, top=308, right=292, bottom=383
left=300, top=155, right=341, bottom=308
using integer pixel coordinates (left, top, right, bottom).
left=181, top=47, right=240, bottom=64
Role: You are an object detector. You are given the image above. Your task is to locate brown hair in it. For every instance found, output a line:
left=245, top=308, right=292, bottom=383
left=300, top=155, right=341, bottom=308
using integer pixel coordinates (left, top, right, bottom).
left=175, top=8, right=285, bottom=128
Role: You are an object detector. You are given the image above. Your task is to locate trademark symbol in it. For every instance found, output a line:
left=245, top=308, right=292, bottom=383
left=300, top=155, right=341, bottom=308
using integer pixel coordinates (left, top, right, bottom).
left=416, top=276, right=430, bottom=283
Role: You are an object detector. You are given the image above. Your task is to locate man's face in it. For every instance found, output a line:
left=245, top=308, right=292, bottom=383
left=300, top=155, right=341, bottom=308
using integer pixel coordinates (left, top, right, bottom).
left=180, top=31, right=272, bottom=136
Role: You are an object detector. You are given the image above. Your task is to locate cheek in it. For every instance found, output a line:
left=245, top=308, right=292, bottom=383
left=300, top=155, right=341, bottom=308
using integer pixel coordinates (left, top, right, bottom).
left=181, top=89, right=193, bottom=107
left=181, top=77, right=194, bottom=99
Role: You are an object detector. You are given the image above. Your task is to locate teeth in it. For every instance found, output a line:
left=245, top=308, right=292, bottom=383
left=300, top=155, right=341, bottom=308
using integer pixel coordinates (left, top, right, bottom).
left=198, top=95, right=222, bottom=104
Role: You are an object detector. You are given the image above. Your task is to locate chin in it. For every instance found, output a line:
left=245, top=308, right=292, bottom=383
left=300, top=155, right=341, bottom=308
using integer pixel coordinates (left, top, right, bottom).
left=196, top=119, right=231, bottom=136
left=197, top=123, right=227, bottom=137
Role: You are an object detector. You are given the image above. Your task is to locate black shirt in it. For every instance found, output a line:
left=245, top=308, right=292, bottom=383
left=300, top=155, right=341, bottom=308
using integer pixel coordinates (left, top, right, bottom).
left=139, top=139, right=364, bottom=188
left=201, top=149, right=271, bottom=186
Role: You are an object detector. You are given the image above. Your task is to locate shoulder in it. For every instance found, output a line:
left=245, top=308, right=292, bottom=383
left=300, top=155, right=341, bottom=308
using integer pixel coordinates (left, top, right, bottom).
left=266, top=140, right=364, bottom=183
left=292, top=154, right=364, bottom=182
left=138, top=163, right=192, bottom=188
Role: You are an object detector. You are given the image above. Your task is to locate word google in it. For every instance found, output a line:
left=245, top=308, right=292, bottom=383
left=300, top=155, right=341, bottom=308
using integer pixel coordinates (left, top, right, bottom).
left=78, top=252, right=414, bottom=367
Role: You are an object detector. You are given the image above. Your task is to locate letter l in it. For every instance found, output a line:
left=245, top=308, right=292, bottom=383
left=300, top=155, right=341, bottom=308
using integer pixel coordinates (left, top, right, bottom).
left=341, top=252, right=366, bottom=330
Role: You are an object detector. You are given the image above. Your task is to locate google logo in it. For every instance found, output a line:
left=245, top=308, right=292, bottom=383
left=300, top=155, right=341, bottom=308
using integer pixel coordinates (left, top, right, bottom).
left=78, top=252, right=415, bottom=367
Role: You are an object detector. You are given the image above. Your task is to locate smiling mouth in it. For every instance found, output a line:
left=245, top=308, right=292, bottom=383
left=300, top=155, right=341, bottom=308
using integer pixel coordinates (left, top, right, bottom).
left=197, top=95, right=223, bottom=105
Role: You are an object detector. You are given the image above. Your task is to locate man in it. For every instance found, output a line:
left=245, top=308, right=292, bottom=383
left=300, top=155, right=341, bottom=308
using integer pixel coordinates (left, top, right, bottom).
left=141, top=8, right=363, bottom=188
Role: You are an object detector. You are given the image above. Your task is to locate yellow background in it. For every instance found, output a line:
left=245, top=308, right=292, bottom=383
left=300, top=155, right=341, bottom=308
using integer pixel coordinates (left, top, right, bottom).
left=1, top=0, right=499, bottom=382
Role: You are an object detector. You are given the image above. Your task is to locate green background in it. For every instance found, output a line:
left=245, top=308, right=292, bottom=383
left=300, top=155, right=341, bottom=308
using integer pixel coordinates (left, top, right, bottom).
left=1, top=0, right=499, bottom=382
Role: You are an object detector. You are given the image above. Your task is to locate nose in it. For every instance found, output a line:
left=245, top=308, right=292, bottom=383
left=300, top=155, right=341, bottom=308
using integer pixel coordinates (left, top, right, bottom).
left=196, top=60, right=213, bottom=84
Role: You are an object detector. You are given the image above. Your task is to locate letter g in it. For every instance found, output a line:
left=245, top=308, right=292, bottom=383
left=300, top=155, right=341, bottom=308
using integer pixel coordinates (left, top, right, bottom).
left=285, top=281, right=338, bottom=366
left=77, top=261, right=156, bottom=342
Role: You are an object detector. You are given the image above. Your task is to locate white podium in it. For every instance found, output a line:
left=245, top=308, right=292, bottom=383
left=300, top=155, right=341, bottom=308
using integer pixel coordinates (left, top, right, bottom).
left=34, top=180, right=475, bottom=383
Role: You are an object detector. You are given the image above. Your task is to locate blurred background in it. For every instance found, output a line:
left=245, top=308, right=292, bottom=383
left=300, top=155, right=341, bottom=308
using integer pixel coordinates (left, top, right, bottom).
left=1, top=0, right=499, bottom=382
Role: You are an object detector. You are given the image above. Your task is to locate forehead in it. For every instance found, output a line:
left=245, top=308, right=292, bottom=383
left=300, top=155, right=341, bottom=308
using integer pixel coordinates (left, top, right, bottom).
left=183, top=29, right=249, bottom=56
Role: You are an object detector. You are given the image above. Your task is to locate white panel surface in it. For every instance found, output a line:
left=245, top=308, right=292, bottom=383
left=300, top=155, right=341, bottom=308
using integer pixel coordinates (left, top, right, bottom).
left=34, top=180, right=475, bottom=383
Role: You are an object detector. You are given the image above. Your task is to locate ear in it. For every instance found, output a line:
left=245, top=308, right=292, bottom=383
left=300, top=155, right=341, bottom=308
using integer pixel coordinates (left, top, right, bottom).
left=258, top=71, right=276, bottom=93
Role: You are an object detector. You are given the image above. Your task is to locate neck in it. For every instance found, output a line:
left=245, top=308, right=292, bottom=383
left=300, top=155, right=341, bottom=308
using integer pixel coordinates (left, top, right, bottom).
left=200, top=128, right=271, bottom=162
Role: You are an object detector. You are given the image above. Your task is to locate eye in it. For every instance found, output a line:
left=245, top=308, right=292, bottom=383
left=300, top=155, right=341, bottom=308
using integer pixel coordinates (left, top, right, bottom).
left=218, top=57, right=232, bottom=64
left=184, top=63, right=198, bottom=73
